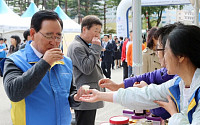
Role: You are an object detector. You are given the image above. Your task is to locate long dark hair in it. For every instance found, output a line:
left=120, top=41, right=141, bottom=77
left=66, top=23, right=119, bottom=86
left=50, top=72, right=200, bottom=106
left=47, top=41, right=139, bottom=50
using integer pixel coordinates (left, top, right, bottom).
left=9, top=35, right=21, bottom=54
left=154, top=22, right=183, bottom=49
left=168, top=25, right=200, bottom=68
left=146, top=27, right=157, bottom=49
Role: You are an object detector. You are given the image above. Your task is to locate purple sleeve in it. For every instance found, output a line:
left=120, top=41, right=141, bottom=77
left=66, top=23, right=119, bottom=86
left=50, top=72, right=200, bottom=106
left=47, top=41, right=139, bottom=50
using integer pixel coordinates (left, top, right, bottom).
left=124, top=68, right=175, bottom=88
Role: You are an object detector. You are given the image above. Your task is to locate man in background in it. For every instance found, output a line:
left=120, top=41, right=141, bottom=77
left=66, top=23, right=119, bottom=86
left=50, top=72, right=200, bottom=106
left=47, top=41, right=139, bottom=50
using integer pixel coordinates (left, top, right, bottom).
left=19, top=29, right=32, bottom=49
left=101, top=35, right=113, bottom=79
left=109, top=34, right=115, bottom=69
left=0, top=38, right=7, bottom=76
left=67, top=15, right=105, bottom=125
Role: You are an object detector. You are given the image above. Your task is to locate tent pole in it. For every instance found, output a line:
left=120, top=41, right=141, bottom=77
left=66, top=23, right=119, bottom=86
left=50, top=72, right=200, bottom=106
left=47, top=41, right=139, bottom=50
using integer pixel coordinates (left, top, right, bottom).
left=132, top=0, right=142, bottom=76
left=194, top=0, right=199, bottom=26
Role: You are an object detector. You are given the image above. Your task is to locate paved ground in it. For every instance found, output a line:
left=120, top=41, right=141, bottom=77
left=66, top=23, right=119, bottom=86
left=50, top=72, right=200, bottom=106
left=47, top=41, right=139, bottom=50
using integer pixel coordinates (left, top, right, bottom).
left=0, top=67, right=125, bottom=125
left=95, top=67, right=125, bottom=125
left=0, top=77, right=12, bottom=125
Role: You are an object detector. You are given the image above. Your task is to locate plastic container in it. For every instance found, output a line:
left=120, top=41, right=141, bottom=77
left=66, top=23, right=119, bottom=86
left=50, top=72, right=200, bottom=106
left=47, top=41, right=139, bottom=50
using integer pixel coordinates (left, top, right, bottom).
left=123, top=109, right=134, bottom=119
left=134, top=119, right=153, bottom=125
left=109, top=116, right=129, bottom=125
left=131, top=115, right=146, bottom=120
left=82, top=85, right=90, bottom=91
left=134, top=110, right=146, bottom=116
left=144, top=120, right=153, bottom=125
left=146, top=116, right=161, bottom=125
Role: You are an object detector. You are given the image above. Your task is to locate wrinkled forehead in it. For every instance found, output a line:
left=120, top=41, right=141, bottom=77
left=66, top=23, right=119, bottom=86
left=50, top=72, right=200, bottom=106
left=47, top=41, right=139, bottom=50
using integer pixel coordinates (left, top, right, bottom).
left=41, top=19, right=62, bottom=30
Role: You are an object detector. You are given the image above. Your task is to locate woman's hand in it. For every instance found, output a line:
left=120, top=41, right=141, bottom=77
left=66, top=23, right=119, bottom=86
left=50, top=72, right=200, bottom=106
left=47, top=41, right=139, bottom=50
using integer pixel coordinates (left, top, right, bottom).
left=133, top=81, right=148, bottom=88
left=99, top=78, right=123, bottom=91
left=154, top=95, right=178, bottom=116
left=79, top=89, right=100, bottom=102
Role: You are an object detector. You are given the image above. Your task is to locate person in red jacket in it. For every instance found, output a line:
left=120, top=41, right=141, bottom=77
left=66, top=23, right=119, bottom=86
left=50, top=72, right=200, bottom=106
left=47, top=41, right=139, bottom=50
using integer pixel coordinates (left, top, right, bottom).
left=121, top=36, right=129, bottom=79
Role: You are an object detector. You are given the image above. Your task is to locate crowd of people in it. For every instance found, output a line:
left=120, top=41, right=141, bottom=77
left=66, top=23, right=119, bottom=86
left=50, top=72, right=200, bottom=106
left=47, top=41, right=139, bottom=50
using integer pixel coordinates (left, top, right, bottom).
left=0, top=29, right=32, bottom=57
left=80, top=23, right=200, bottom=125
left=0, top=9, right=200, bottom=125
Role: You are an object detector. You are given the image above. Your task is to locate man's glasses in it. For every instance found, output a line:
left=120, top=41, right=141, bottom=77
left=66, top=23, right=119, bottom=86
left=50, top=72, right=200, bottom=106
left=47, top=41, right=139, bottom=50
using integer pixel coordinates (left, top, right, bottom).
left=39, top=31, right=62, bottom=42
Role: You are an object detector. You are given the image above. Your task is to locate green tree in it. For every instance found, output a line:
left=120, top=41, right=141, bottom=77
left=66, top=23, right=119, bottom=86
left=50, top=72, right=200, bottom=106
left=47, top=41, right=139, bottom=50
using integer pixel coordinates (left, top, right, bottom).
left=5, top=0, right=31, bottom=15
left=67, top=0, right=103, bottom=22
left=142, top=5, right=183, bottom=29
left=5, top=0, right=115, bottom=26
left=106, top=0, right=121, bottom=8
left=102, top=0, right=121, bottom=33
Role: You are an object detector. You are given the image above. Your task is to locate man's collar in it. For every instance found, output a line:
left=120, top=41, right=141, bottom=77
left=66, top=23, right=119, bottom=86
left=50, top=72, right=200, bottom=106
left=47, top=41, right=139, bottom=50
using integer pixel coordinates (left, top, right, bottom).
left=30, top=42, right=43, bottom=58
left=78, top=35, right=90, bottom=47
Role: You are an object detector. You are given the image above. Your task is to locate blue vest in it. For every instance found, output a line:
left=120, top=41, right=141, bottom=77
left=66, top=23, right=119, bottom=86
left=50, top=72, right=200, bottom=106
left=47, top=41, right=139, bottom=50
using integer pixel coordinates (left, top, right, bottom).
left=0, top=43, right=6, bottom=58
left=8, top=41, right=73, bottom=125
left=169, top=77, right=200, bottom=124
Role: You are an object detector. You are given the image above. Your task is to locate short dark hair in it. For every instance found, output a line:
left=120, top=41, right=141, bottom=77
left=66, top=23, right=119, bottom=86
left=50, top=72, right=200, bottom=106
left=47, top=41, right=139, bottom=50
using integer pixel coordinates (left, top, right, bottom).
left=81, top=15, right=102, bottom=32
left=23, top=29, right=30, bottom=41
left=154, top=22, right=183, bottom=48
left=0, top=38, right=3, bottom=41
left=119, top=37, right=123, bottom=40
left=3, top=38, right=7, bottom=42
left=11, top=35, right=21, bottom=45
left=31, top=10, right=63, bottom=32
left=168, top=25, right=200, bottom=68
left=146, top=27, right=157, bottom=49
left=104, top=34, right=109, bottom=38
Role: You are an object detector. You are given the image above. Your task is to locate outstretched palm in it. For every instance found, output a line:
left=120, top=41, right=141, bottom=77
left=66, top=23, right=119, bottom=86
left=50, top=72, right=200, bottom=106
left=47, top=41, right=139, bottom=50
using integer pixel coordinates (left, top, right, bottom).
left=79, top=89, right=99, bottom=102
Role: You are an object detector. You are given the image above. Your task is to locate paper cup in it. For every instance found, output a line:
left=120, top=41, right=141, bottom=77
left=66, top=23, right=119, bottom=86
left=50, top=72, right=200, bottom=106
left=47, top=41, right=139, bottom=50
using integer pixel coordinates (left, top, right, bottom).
left=82, top=85, right=90, bottom=91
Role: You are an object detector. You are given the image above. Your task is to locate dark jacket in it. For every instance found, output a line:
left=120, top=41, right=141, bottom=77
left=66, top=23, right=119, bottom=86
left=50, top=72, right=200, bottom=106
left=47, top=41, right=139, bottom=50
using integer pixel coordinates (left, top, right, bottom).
left=67, top=35, right=105, bottom=110
left=101, top=42, right=113, bottom=62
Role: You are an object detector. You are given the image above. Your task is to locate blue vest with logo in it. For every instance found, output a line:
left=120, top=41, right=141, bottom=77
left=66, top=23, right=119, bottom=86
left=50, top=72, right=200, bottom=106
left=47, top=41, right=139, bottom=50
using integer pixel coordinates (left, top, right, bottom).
left=8, top=41, right=73, bottom=125
left=169, top=77, right=200, bottom=124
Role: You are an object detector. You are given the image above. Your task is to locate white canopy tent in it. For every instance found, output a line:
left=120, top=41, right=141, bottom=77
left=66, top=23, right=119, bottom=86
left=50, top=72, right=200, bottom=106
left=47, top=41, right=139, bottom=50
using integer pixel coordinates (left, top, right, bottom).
left=0, top=0, right=81, bottom=49
left=0, top=0, right=29, bottom=47
left=20, top=1, right=39, bottom=29
left=0, top=0, right=28, bottom=34
left=54, top=6, right=81, bottom=55
left=54, top=6, right=81, bottom=33
left=20, top=4, right=81, bottom=33
left=0, top=0, right=81, bottom=35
